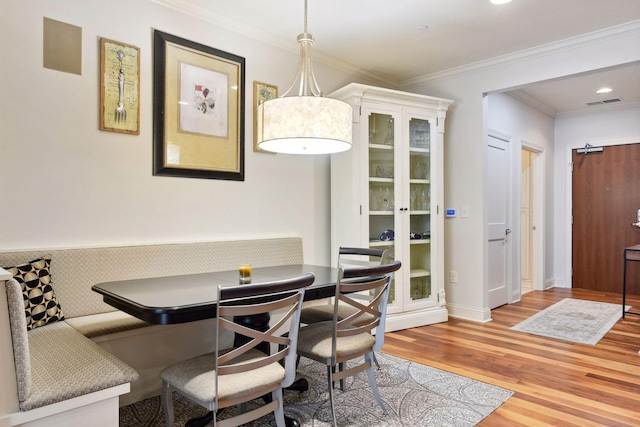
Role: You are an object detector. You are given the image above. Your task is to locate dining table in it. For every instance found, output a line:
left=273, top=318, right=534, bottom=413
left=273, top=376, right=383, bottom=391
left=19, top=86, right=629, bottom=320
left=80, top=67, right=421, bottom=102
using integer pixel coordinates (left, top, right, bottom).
left=92, top=263, right=339, bottom=427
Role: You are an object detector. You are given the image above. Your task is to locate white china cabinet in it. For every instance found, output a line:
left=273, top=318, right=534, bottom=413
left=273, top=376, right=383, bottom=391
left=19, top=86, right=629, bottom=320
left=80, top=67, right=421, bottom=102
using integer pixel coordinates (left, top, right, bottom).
left=328, top=83, right=452, bottom=332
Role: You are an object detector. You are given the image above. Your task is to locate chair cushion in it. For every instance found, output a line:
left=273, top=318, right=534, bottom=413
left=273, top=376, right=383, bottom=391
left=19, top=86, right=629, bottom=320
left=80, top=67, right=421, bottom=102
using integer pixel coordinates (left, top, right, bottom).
left=297, top=321, right=376, bottom=360
left=3, top=255, right=65, bottom=330
left=300, top=303, right=375, bottom=325
left=160, top=349, right=285, bottom=403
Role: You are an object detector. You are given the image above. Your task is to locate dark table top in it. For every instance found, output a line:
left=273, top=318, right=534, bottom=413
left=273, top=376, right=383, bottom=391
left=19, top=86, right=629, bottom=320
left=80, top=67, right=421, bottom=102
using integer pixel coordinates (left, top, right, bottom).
left=92, top=264, right=338, bottom=324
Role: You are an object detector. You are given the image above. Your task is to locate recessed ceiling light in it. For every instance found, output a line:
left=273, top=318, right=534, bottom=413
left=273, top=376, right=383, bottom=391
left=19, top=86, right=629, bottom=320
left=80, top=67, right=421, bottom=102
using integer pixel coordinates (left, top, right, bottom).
left=490, top=0, right=512, bottom=4
left=596, top=87, right=613, bottom=94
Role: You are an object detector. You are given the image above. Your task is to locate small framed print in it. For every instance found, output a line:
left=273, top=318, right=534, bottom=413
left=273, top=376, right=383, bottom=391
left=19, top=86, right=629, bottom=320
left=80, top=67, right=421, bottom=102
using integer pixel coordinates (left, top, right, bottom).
left=253, top=81, right=278, bottom=153
left=99, top=38, right=140, bottom=134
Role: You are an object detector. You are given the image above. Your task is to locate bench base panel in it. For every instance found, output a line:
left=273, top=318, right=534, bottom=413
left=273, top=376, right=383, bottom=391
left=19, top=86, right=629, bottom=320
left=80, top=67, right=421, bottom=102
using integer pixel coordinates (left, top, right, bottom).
left=1, top=384, right=127, bottom=427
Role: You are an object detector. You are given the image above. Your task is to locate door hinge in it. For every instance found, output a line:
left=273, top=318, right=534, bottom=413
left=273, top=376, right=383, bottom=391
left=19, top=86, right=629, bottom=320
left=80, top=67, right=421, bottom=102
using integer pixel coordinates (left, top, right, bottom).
left=569, top=161, right=574, bottom=172
left=360, top=205, right=362, bottom=215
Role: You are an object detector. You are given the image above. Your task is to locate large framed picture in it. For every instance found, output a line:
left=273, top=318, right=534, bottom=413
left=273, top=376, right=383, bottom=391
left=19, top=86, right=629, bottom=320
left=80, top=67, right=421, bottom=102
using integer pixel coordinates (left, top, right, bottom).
left=253, top=81, right=278, bottom=153
left=153, top=30, right=245, bottom=181
left=100, top=38, right=140, bottom=134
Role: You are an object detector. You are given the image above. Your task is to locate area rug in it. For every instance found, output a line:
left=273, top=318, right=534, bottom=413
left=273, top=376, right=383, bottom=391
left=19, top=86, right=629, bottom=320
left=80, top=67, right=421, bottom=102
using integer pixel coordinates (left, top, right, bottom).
left=511, top=298, right=629, bottom=345
left=120, top=352, right=512, bottom=426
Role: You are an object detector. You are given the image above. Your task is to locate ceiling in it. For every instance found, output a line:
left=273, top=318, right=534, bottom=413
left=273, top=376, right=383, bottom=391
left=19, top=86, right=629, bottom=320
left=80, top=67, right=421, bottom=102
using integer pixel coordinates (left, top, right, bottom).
left=159, top=0, right=640, bottom=115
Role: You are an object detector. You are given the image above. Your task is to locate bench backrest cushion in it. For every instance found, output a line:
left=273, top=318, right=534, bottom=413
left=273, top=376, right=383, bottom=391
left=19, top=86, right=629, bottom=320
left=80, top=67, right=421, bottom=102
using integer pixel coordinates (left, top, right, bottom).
left=0, top=238, right=303, bottom=318
left=6, top=278, right=32, bottom=403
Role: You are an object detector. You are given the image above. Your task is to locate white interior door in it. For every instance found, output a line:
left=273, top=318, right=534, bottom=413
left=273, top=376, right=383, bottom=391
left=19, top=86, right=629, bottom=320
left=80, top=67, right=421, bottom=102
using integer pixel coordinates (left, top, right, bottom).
left=487, top=133, right=511, bottom=309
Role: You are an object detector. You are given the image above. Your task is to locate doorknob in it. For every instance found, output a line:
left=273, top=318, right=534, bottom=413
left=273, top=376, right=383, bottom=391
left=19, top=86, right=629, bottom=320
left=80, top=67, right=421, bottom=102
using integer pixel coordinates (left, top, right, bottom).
left=505, top=229, right=512, bottom=235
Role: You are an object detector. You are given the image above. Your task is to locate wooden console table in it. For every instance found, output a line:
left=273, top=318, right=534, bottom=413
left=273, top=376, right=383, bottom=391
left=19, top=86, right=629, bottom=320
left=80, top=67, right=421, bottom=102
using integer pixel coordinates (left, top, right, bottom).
left=622, top=244, right=640, bottom=318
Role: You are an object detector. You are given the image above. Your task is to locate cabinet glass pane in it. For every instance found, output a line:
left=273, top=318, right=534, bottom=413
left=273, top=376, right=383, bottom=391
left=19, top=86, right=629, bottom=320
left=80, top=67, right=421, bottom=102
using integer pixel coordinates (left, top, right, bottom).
left=408, top=118, right=431, bottom=302
left=368, top=112, right=396, bottom=303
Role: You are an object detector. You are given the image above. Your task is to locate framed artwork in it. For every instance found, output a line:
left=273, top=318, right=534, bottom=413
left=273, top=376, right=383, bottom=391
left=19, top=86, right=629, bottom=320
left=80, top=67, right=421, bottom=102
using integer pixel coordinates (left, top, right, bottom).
left=253, top=81, right=278, bottom=153
left=100, top=38, right=140, bottom=134
left=153, top=30, right=245, bottom=181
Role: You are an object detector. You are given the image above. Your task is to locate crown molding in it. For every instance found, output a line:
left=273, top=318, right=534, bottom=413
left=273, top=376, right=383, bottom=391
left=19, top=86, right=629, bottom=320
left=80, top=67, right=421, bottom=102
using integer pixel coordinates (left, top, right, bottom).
left=507, top=90, right=557, bottom=117
left=149, top=0, right=395, bottom=88
left=400, top=20, right=640, bottom=90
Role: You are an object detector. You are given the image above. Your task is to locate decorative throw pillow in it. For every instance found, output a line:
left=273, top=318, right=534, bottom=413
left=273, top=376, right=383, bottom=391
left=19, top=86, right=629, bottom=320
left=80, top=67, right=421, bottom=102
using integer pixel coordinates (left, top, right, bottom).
left=4, top=255, right=65, bottom=330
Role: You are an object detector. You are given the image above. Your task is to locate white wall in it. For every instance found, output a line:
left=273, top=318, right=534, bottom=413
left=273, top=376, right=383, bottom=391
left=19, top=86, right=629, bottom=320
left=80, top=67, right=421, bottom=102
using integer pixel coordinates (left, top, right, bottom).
left=0, top=0, right=375, bottom=265
left=404, top=23, right=640, bottom=321
left=487, top=92, right=555, bottom=299
left=554, top=105, right=640, bottom=287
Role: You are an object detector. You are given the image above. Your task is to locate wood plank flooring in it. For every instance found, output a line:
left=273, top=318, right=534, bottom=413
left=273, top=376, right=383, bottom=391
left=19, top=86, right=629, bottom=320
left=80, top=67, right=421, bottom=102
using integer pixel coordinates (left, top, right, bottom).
left=381, top=288, right=640, bottom=426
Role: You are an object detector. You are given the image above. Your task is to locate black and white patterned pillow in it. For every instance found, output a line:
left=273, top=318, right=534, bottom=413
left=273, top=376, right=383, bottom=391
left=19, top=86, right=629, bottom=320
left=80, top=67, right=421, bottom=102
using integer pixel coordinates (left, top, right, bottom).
left=4, top=256, right=65, bottom=330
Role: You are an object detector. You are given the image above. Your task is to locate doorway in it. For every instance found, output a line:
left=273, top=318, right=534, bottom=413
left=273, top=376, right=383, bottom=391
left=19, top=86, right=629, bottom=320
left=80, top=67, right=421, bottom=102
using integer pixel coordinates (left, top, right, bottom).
left=572, top=143, right=640, bottom=293
left=521, top=145, right=545, bottom=294
left=521, top=149, right=534, bottom=294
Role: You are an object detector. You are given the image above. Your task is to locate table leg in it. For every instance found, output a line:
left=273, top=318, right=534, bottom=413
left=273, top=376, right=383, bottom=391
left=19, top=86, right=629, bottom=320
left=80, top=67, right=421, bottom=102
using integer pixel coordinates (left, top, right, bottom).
left=623, top=249, right=628, bottom=319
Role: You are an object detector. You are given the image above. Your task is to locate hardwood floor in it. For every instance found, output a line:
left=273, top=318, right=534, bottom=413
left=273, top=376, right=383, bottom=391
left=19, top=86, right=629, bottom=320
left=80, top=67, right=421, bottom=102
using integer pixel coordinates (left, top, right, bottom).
left=381, top=288, right=640, bottom=426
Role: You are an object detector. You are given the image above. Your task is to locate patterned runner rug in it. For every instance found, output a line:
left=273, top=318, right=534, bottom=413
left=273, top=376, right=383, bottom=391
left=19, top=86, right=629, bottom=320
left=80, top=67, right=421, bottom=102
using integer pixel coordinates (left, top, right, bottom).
left=511, top=298, right=628, bottom=345
left=120, top=352, right=512, bottom=426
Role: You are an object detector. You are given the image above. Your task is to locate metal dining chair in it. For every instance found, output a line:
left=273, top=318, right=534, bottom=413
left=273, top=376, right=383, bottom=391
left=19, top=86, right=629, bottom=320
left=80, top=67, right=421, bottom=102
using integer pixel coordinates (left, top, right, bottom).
left=296, top=260, right=401, bottom=426
left=299, top=247, right=392, bottom=369
left=299, top=247, right=392, bottom=325
left=160, top=273, right=314, bottom=427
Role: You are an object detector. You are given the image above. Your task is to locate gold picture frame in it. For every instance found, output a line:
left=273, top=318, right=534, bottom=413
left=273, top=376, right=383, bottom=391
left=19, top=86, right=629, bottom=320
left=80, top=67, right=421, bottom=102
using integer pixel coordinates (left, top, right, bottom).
left=253, top=81, right=278, bottom=153
left=153, top=30, right=245, bottom=181
left=99, top=38, right=140, bottom=134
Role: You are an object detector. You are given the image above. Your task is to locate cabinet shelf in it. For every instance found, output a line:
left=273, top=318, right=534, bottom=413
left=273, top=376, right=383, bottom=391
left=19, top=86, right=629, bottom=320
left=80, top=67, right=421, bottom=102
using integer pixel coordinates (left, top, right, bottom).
left=369, top=143, right=393, bottom=151
left=410, top=210, right=431, bottom=215
left=370, top=177, right=394, bottom=183
left=369, top=210, right=394, bottom=215
left=369, top=240, right=395, bottom=247
left=409, top=146, right=430, bottom=154
left=409, top=179, right=430, bottom=184
left=410, top=239, right=430, bottom=244
left=410, top=269, right=431, bottom=278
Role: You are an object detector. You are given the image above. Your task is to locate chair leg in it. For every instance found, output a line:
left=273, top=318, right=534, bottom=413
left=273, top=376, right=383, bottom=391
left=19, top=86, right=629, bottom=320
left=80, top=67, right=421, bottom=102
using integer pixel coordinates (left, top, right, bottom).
left=326, top=365, right=338, bottom=427
left=364, top=353, right=386, bottom=415
left=372, top=352, right=381, bottom=370
left=272, top=388, right=286, bottom=427
left=161, top=380, right=175, bottom=427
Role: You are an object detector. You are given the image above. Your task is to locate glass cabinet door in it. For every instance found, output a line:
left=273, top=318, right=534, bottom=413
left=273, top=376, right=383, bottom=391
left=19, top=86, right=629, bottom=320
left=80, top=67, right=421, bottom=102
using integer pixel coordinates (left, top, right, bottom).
left=364, top=108, right=436, bottom=312
left=366, top=111, right=397, bottom=303
left=407, top=116, right=432, bottom=306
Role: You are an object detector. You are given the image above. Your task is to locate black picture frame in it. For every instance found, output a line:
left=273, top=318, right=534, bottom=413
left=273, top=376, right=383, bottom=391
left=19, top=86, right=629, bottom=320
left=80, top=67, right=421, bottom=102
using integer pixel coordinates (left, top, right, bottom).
left=153, top=30, right=245, bottom=181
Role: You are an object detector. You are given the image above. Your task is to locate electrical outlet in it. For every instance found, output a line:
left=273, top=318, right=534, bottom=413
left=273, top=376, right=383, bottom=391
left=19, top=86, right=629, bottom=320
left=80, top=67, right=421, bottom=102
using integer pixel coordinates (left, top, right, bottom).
left=450, top=270, right=458, bottom=283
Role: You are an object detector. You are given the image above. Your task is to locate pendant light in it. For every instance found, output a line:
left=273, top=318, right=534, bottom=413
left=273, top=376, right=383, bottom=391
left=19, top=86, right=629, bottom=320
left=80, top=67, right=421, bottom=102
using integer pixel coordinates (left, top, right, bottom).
left=256, top=0, right=353, bottom=154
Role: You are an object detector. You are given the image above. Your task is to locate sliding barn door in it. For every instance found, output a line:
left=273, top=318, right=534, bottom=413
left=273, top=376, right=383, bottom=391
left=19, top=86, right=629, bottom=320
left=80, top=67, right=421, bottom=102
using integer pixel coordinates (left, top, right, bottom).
left=572, top=143, right=640, bottom=294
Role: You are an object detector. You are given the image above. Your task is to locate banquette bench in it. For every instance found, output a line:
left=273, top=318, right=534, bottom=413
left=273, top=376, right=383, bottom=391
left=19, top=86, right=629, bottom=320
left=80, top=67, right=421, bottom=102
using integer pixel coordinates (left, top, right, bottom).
left=0, top=237, right=304, bottom=427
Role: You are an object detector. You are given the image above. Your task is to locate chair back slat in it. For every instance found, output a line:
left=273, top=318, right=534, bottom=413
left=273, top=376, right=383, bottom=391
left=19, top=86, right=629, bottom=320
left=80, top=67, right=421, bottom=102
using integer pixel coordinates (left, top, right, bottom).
left=214, top=273, right=313, bottom=404
left=330, top=260, right=401, bottom=361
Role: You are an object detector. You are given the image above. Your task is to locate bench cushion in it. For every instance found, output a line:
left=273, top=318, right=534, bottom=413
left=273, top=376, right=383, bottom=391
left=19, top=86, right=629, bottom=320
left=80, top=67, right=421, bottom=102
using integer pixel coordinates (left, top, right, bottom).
left=66, top=311, right=148, bottom=338
left=22, top=321, right=138, bottom=411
